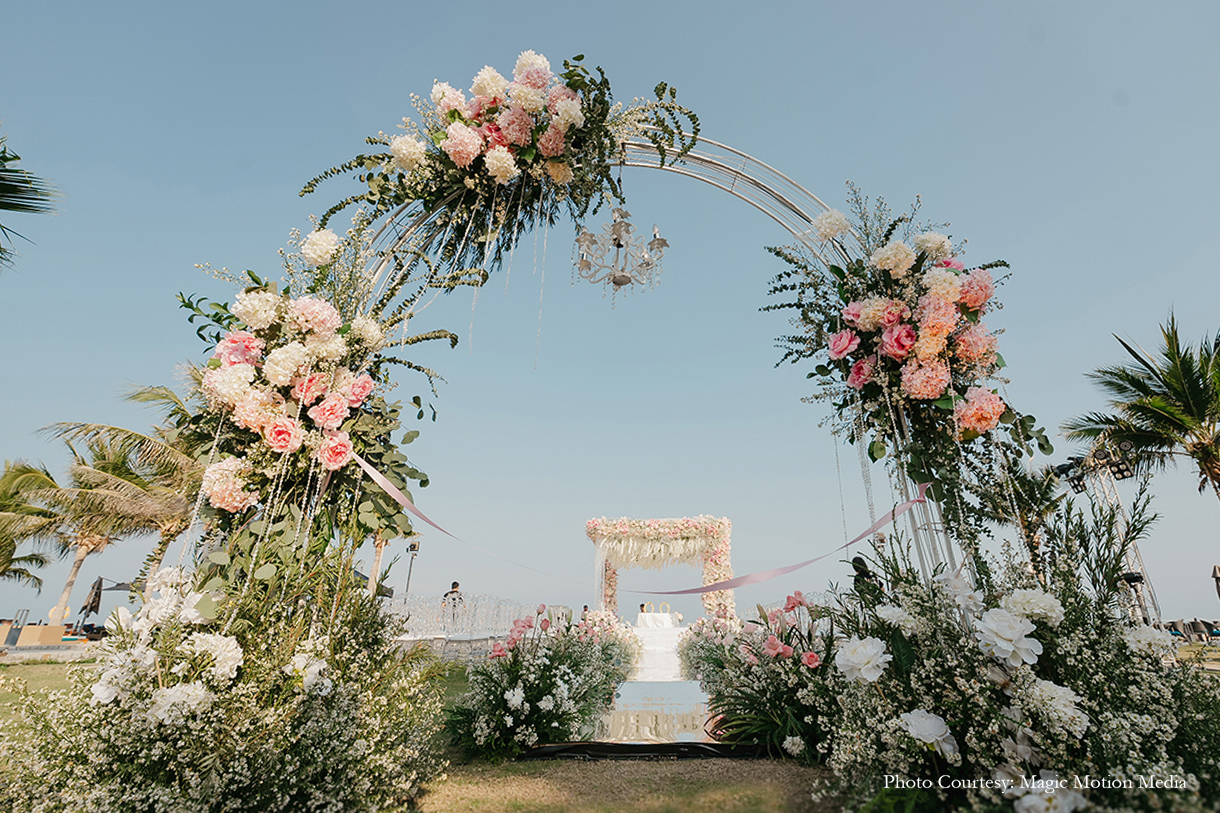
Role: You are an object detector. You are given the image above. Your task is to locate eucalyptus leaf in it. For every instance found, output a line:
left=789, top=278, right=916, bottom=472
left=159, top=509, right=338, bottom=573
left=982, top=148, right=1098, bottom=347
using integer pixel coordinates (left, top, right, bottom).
left=208, top=551, right=231, bottom=566
left=253, top=564, right=277, bottom=580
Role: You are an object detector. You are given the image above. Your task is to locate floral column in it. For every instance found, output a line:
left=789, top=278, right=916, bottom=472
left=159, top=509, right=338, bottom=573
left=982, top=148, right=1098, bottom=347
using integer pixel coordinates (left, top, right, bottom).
left=602, top=560, right=618, bottom=615
left=700, top=537, right=735, bottom=617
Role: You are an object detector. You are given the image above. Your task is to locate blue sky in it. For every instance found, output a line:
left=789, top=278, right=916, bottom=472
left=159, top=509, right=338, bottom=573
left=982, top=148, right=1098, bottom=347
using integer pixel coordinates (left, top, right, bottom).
left=3, top=2, right=1219, bottom=625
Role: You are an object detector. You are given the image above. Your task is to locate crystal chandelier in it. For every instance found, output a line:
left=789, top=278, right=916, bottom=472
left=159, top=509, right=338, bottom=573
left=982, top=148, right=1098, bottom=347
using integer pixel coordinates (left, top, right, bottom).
left=574, top=208, right=668, bottom=294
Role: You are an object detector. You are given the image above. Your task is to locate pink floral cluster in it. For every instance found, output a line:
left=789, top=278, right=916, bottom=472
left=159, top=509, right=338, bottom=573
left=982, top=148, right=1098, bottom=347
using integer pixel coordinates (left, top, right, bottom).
left=954, top=386, right=1007, bottom=436
left=197, top=291, right=385, bottom=512
left=824, top=242, right=1005, bottom=437
left=433, top=51, right=584, bottom=185
left=201, top=457, right=260, bottom=514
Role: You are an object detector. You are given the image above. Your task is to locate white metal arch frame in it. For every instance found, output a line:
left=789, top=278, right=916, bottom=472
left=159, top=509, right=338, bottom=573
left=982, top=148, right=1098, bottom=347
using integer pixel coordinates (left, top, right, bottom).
left=362, top=129, right=958, bottom=581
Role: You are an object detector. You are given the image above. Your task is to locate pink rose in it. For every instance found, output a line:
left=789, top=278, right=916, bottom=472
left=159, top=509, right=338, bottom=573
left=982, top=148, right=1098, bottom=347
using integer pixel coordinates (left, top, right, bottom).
left=316, top=431, right=354, bottom=471
left=880, top=324, right=917, bottom=360
left=841, top=301, right=865, bottom=326
left=214, top=330, right=265, bottom=367
left=540, top=618, right=551, bottom=631
left=479, top=121, right=508, bottom=148
left=801, top=651, right=822, bottom=668
left=827, top=329, right=860, bottom=360
left=937, top=257, right=965, bottom=271
left=847, top=356, right=877, bottom=390
left=346, top=373, right=374, bottom=408
left=291, top=373, right=329, bottom=406
left=307, top=392, right=351, bottom=430
left=537, top=604, right=547, bottom=615
left=263, top=416, right=304, bottom=454
left=879, top=299, right=911, bottom=327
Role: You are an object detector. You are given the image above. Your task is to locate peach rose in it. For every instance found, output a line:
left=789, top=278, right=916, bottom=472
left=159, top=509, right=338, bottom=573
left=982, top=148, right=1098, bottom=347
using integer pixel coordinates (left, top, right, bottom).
left=263, top=416, right=304, bottom=454
left=880, top=324, right=917, bottom=360
left=316, top=431, right=354, bottom=471
left=290, top=373, right=329, bottom=406
left=307, top=392, right=350, bottom=430
left=346, top=373, right=375, bottom=408
left=828, top=329, right=860, bottom=360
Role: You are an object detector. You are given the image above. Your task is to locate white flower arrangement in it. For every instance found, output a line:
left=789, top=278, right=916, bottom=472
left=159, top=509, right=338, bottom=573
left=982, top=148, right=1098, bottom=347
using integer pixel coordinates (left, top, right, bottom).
left=897, top=709, right=959, bottom=759
left=1001, top=588, right=1065, bottom=627
left=835, top=636, right=892, bottom=683
left=974, top=608, right=1043, bottom=668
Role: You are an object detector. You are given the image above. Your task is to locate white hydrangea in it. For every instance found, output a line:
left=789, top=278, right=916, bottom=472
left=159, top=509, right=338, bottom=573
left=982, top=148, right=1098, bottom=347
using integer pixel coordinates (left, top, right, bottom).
left=262, top=341, right=309, bottom=386
left=897, top=709, right=959, bottom=758
left=914, top=231, right=952, bottom=261
left=202, top=363, right=256, bottom=408
left=350, top=314, right=384, bottom=349
left=1001, top=588, right=1065, bottom=627
left=182, top=632, right=244, bottom=682
left=975, top=608, right=1043, bottom=668
left=300, top=229, right=341, bottom=267
left=875, top=604, right=918, bottom=636
left=546, top=161, right=574, bottom=184
left=389, top=134, right=427, bottom=173
left=177, top=592, right=211, bottom=625
left=305, top=331, right=348, bottom=362
left=484, top=145, right=520, bottom=185
left=431, top=80, right=458, bottom=105
left=470, top=65, right=508, bottom=99
left=146, top=566, right=184, bottom=594
left=514, top=50, right=551, bottom=78
left=553, top=98, right=585, bottom=131
left=870, top=240, right=917, bottom=278
left=511, top=85, right=546, bottom=114
left=782, top=735, right=806, bottom=756
left=147, top=681, right=215, bottom=725
left=812, top=209, right=850, bottom=242
left=231, top=289, right=281, bottom=330
left=835, top=636, right=892, bottom=683
left=922, top=267, right=963, bottom=301
left=1123, top=624, right=1177, bottom=657
left=139, top=593, right=182, bottom=627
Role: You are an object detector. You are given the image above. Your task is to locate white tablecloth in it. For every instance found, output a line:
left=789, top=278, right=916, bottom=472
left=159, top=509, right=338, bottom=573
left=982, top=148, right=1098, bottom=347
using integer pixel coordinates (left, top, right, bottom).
left=635, top=612, right=679, bottom=628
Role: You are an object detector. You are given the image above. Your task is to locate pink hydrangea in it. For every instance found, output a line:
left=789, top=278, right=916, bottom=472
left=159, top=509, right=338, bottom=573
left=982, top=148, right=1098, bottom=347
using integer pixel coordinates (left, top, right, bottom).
left=828, top=329, right=860, bottom=360
left=231, top=389, right=282, bottom=432
left=517, top=66, right=552, bottom=90
left=955, top=324, right=998, bottom=364
left=847, top=355, right=877, bottom=390
left=307, top=392, right=350, bottom=430
left=441, top=122, right=484, bottom=169
left=913, top=332, right=948, bottom=361
left=291, top=373, right=329, bottom=406
left=289, top=296, right=342, bottom=335
left=916, top=295, right=960, bottom=338
left=436, top=85, right=467, bottom=116
left=316, top=431, right=354, bottom=471
left=537, top=122, right=566, bottom=158
left=497, top=105, right=535, bottom=146
left=955, top=387, right=1006, bottom=435
left=479, top=121, right=508, bottom=149
left=901, top=359, right=952, bottom=400
left=547, top=84, right=579, bottom=114
left=213, top=330, right=265, bottom=367
left=881, top=324, right=917, bottom=360
left=202, top=458, right=259, bottom=513
left=959, top=269, right=995, bottom=312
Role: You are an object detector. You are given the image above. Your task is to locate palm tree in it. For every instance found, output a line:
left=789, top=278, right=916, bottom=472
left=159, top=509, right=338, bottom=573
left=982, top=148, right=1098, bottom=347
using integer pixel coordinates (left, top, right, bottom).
left=1064, top=315, right=1220, bottom=502
left=0, top=132, right=57, bottom=269
left=50, top=423, right=201, bottom=588
left=0, top=538, right=50, bottom=589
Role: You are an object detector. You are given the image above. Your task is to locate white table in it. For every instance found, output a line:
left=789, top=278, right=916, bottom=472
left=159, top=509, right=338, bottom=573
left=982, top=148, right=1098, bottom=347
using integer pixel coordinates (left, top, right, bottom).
left=635, top=612, right=680, bottom=628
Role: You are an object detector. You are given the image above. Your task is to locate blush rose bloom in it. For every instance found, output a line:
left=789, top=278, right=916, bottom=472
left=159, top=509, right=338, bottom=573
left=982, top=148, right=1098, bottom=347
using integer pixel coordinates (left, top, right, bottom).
left=316, top=431, right=354, bottom=471
left=841, top=301, right=865, bottom=326
left=346, top=373, right=374, bottom=407
left=847, top=355, right=877, bottom=390
left=879, top=299, right=911, bottom=327
left=307, top=392, right=351, bottom=431
left=214, top=330, right=265, bottom=367
left=291, top=373, right=329, bottom=406
left=801, top=651, right=822, bottom=668
left=263, top=416, right=304, bottom=454
left=828, top=329, right=860, bottom=360
left=880, top=324, right=917, bottom=360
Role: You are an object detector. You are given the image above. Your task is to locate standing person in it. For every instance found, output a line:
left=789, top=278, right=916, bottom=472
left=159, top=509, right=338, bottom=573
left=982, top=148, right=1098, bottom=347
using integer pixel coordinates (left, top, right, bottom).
left=442, top=581, right=463, bottom=628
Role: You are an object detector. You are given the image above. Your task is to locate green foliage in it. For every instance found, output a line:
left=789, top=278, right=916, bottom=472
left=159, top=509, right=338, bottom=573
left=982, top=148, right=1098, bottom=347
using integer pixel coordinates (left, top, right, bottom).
left=0, top=132, right=57, bottom=269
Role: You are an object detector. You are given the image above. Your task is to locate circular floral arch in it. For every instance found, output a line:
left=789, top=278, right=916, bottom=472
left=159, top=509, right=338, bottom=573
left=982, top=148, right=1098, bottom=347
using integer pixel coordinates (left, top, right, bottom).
left=586, top=516, right=733, bottom=617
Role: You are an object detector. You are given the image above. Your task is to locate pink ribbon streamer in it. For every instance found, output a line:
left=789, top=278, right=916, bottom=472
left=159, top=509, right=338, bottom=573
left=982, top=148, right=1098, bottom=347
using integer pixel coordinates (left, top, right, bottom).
left=353, top=449, right=931, bottom=597
left=626, top=482, right=932, bottom=596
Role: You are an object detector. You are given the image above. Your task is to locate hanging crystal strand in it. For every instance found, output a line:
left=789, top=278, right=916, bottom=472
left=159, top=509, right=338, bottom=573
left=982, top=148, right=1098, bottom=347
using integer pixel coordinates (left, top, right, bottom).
left=876, top=377, right=932, bottom=580
left=833, top=431, right=850, bottom=545
left=504, top=179, right=527, bottom=293
left=852, top=396, right=877, bottom=528
left=177, top=421, right=226, bottom=569
left=534, top=206, right=550, bottom=369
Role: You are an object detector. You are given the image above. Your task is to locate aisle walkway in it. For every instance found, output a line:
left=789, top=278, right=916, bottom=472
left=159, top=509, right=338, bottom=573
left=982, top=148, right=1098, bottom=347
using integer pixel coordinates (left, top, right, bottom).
left=597, top=624, right=711, bottom=743
left=631, top=626, right=685, bottom=682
